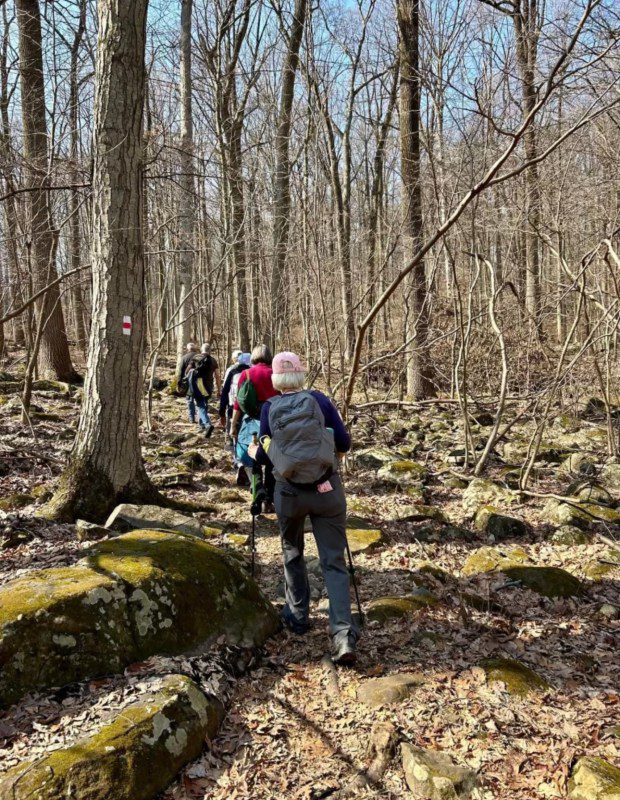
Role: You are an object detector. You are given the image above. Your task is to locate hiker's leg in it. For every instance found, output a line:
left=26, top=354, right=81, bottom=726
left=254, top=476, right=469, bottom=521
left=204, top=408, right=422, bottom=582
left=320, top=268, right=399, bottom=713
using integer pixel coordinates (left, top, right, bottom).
left=274, top=482, right=310, bottom=626
left=309, top=475, right=358, bottom=644
left=195, top=396, right=212, bottom=431
left=186, top=394, right=196, bottom=423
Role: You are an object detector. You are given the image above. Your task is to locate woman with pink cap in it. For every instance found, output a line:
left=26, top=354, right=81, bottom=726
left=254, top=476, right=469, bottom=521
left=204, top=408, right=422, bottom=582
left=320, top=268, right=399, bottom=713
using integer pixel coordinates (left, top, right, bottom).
left=251, top=351, right=358, bottom=665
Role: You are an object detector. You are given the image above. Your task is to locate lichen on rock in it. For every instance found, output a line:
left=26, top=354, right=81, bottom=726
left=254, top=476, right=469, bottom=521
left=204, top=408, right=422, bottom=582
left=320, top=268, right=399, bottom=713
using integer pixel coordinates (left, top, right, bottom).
left=479, top=657, right=549, bottom=697
left=366, top=589, right=438, bottom=622
left=0, top=675, right=223, bottom=800
left=401, top=743, right=478, bottom=799
left=568, top=756, right=620, bottom=799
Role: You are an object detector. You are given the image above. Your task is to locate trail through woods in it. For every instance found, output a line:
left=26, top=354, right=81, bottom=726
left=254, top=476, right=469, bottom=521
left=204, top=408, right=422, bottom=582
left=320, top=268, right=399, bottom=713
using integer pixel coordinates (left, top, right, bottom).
left=0, top=371, right=619, bottom=799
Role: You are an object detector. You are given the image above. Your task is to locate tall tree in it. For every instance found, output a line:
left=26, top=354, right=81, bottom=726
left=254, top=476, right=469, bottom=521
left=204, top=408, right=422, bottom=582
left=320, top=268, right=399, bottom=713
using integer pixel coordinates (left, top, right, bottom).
left=16, top=0, right=78, bottom=381
left=270, top=0, right=308, bottom=349
left=47, top=0, right=158, bottom=521
left=176, top=0, right=196, bottom=364
left=398, top=0, right=434, bottom=398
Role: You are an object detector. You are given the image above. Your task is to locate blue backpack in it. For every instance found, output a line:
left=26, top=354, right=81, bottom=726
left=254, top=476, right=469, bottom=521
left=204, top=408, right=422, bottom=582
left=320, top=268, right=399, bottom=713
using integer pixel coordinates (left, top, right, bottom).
left=235, top=416, right=260, bottom=467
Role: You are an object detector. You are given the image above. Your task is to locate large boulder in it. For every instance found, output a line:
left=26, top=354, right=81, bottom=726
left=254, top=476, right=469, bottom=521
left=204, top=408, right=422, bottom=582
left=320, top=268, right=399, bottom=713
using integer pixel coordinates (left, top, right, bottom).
left=357, top=673, right=424, bottom=708
left=401, top=744, right=478, bottom=800
left=461, top=545, right=530, bottom=576
left=462, top=479, right=516, bottom=517
left=354, top=447, right=396, bottom=469
left=568, top=757, right=620, bottom=799
left=0, top=530, right=279, bottom=708
left=346, top=526, right=383, bottom=553
left=0, top=675, right=222, bottom=800
left=105, top=503, right=205, bottom=537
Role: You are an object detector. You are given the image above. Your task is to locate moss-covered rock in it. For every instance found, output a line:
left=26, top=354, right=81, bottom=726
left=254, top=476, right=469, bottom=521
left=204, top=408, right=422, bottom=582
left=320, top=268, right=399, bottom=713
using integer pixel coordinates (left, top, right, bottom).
left=544, top=499, right=620, bottom=528
left=474, top=506, right=529, bottom=540
left=568, top=482, right=613, bottom=506
left=377, top=460, right=427, bottom=487
left=347, top=496, right=377, bottom=518
left=0, top=492, right=34, bottom=512
left=462, top=479, right=516, bottom=517
left=210, top=488, right=247, bottom=504
left=366, top=589, right=438, bottom=622
left=179, top=450, right=208, bottom=471
left=153, top=470, right=194, bottom=489
left=551, top=525, right=592, bottom=545
left=401, top=744, right=478, bottom=799
left=583, top=550, right=620, bottom=580
left=479, top=657, right=549, bottom=696
left=501, top=565, right=582, bottom=598
left=357, top=673, right=424, bottom=708
left=390, top=504, right=447, bottom=524
left=601, top=463, right=620, bottom=492
left=31, top=379, right=71, bottom=395
left=559, top=453, right=597, bottom=477
left=105, top=503, right=205, bottom=538
left=461, top=545, right=531, bottom=576
left=0, top=530, right=279, bottom=708
left=346, top=527, right=383, bottom=553
left=414, top=561, right=452, bottom=584
left=568, top=756, right=620, bottom=799
left=0, top=674, right=222, bottom=800
left=354, top=447, right=396, bottom=469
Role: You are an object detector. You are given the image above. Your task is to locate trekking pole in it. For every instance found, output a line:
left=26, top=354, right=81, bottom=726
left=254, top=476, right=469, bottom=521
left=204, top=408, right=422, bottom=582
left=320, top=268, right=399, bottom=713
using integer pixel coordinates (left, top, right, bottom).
left=345, top=536, right=364, bottom=627
left=250, top=470, right=257, bottom=578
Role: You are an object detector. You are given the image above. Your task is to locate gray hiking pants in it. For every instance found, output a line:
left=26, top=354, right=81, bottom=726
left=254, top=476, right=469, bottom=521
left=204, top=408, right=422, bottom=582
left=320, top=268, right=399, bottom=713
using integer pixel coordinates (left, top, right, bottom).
left=274, top=473, right=358, bottom=644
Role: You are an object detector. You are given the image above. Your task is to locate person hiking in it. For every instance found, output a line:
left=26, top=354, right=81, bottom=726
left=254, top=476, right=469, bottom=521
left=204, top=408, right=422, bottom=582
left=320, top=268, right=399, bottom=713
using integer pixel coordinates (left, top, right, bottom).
left=187, top=343, right=220, bottom=438
left=219, top=351, right=251, bottom=445
left=231, top=344, right=279, bottom=505
left=176, top=342, right=198, bottom=424
left=248, top=351, right=358, bottom=665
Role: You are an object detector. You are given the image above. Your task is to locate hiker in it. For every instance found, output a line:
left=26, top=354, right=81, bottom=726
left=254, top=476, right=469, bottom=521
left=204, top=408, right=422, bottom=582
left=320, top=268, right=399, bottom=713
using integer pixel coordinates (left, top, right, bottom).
left=231, top=344, right=278, bottom=506
left=187, top=343, right=220, bottom=438
left=176, top=342, right=198, bottom=424
left=219, top=351, right=251, bottom=444
left=248, top=351, right=358, bottom=665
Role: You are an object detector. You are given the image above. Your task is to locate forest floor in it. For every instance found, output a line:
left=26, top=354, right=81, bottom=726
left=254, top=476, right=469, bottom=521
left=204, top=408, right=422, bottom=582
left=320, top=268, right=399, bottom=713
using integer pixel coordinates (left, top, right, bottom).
left=0, top=372, right=619, bottom=799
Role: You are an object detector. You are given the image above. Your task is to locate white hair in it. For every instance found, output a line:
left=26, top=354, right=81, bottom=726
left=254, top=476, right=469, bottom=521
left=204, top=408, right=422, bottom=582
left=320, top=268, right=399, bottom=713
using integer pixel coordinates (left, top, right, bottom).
left=201, top=343, right=211, bottom=354
left=186, top=342, right=197, bottom=352
left=272, top=371, right=306, bottom=392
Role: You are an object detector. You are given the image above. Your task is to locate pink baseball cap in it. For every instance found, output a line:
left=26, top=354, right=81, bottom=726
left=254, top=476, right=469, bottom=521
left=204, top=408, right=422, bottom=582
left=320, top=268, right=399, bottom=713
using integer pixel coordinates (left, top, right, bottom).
left=272, top=351, right=306, bottom=374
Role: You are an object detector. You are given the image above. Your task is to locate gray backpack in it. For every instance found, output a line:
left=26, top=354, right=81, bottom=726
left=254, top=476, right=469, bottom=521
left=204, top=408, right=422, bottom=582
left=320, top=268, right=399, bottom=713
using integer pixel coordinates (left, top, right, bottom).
left=268, top=392, right=336, bottom=484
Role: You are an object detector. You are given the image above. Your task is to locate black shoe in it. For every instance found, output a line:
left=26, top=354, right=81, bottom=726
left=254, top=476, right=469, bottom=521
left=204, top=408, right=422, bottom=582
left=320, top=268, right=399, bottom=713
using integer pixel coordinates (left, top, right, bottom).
left=205, top=423, right=214, bottom=438
left=262, top=500, right=275, bottom=515
left=280, top=606, right=310, bottom=636
left=236, top=466, right=250, bottom=487
left=332, top=635, right=357, bottom=666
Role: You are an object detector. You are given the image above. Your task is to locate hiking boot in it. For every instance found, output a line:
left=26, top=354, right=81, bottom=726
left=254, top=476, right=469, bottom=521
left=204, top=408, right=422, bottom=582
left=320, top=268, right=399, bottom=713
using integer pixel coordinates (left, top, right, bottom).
left=332, top=635, right=357, bottom=666
left=280, top=606, right=310, bottom=636
left=236, top=466, right=250, bottom=487
left=262, top=500, right=275, bottom=515
left=204, top=423, right=214, bottom=439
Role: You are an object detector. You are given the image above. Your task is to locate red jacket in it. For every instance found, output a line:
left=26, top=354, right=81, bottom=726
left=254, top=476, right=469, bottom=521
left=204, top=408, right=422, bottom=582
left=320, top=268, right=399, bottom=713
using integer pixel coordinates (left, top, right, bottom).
left=233, top=363, right=279, bottom=411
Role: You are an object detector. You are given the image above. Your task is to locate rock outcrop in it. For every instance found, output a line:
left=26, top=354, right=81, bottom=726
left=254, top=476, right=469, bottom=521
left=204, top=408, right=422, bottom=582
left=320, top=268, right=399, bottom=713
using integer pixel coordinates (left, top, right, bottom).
left=401, top=744, right=478, bottom=799
left=0, top=530, right=279, bottom=707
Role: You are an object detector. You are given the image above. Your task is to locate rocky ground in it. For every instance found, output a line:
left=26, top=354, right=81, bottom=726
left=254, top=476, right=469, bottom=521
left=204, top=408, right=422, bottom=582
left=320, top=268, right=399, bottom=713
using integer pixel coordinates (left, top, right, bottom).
left=0, top=372, right=619, bottom=799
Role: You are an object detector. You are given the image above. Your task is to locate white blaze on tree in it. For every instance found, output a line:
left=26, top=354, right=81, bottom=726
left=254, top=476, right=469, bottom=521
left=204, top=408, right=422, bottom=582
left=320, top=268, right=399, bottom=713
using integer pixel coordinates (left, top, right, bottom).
left=47, top=0, right=158, bottom=522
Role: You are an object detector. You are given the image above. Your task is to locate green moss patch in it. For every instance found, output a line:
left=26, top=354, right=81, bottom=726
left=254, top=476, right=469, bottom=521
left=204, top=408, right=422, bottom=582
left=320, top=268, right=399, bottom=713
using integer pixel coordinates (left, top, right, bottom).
left=346, top=527, right=383, bottom=553
left=0, top=492, right=34, bottom=512
left=0, top=674, right=223, bottom=800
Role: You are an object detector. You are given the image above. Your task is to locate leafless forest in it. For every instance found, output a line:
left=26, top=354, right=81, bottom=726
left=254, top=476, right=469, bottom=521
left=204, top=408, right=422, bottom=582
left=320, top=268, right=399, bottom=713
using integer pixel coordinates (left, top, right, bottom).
left=1, top=1, right=620, bottom=799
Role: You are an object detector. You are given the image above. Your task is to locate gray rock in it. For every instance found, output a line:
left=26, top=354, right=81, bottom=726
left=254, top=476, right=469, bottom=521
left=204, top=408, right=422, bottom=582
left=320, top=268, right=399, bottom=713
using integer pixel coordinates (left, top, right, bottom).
left=474, top=506, right=528, bottom=540
left=76, top=519, right=109, bottom=542
left=598, top=603, right=620, bottom=620
left=105, top=503, right=204, bottom=538
left=601, top=463, right=620, bottom=492
left=551, top=526, right=591, bottom=546
left=401, top=743, right=478, bottom=799
left=568, top=756, right=620, bottom=799
left=462, top=478, right=516, bottom=517
left=357, top=673, right=424, bottom=707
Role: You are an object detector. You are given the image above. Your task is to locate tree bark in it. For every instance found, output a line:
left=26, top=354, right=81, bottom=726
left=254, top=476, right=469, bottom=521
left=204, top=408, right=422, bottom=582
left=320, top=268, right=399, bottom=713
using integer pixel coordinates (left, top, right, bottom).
left=270, top=0, right=308, bottom=350
left=176, top=0, right=196, bottom=366
left=16, top=0, right=78, bottom=381
left=398, top=0, right=435, bottom=398
left=47, top=0, right=159, bottom=522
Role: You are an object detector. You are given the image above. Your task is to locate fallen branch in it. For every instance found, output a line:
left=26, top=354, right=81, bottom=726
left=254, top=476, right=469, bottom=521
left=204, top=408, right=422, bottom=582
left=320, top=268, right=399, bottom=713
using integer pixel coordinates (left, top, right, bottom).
left=320, top=655, right=340, bottom=699
left=335, top=721, right=398, bottom=796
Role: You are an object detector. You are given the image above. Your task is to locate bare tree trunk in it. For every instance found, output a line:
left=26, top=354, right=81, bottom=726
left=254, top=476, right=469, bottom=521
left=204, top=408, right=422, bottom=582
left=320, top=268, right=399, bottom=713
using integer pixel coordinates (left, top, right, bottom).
left=176, top=0, right=196, bottom=365
left=398, top=0, right=434, bottom=398
left=16, top=0, right=78, bottom=381
left=69, top=0, right=88, bottom=355
left=47, top=0, right=159, bottom=522
left=270, top=0, right=308, bottom=350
